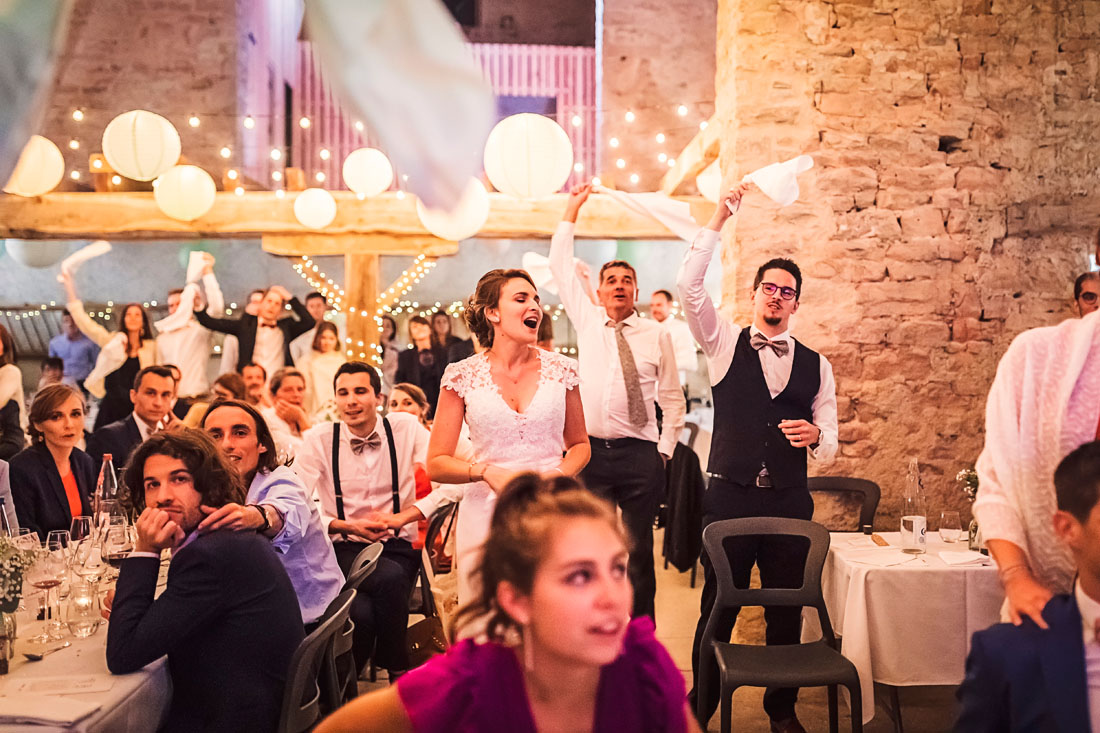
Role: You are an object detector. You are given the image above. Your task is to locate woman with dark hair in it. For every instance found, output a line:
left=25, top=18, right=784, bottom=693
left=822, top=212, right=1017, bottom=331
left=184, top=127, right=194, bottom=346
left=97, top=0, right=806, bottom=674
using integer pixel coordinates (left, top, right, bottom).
left=59, top=271, right=158, bottom=430
left=317, top=474, right=697, bottom=733
left=0, top=324, right=27, bottom=459
left=301, top=321, right=346, bottom=418
left=9, top=384, right=95, bottom=539
left=394, top=315, right=448, bottom=416
left=379, top=314, right=401, bottom=397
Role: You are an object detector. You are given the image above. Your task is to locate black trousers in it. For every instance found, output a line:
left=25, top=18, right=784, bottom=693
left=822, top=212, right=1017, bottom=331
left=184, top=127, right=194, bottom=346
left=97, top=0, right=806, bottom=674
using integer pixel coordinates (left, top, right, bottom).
left=581, top=437, right=665, bottom=619
left=333, top=539, right=420, bottom=673
left=688, top=478, right=813, bottom=724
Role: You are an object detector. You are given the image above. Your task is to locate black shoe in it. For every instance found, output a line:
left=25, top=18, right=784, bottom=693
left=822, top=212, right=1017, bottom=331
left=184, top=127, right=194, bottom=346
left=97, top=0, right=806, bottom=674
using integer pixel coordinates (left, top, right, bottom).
left=769, top=717, right=806, bottom=733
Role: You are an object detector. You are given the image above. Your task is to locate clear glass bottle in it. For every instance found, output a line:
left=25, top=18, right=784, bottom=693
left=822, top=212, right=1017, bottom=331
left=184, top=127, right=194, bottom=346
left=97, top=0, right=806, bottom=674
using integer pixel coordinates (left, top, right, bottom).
left=900, top=458, right=927, bottom=554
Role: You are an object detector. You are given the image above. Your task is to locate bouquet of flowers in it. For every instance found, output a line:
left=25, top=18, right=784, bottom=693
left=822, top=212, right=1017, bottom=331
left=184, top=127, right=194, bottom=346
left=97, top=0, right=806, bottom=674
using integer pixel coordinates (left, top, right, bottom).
left=0, top=536, right=34, bottom=613
left=956, top=468, right=978, bottom=503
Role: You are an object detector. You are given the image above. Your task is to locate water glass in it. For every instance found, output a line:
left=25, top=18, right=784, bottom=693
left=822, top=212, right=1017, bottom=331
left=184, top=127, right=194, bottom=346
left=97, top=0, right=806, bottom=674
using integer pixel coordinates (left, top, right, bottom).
left=64, top=581, right=102, bottom=638
left=940, top=511, right=963, bottom=543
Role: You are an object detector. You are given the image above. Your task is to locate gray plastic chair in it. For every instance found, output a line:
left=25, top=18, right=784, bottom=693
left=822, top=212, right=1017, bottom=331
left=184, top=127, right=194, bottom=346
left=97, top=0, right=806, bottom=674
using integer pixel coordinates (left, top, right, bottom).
left=697, top=517, right=862, bottom=733
left=278, top=588, right=356, bottom=733
left=808, top=476, right=881, bottom=531
left=342, top=542, right=384, bottom=593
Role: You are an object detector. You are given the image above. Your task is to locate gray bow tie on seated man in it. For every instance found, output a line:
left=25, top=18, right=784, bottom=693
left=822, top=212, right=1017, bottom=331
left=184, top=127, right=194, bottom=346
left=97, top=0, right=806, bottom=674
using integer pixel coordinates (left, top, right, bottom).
left=350, top=434, right=382, bottom=455
left=750, top=332, right=790, bottom=357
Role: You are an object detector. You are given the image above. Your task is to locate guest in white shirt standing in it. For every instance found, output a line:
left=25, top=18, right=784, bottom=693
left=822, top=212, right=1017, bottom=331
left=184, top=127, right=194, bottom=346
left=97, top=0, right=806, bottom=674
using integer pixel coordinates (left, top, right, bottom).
left=259, top=367, right=311, bottom=460
left=293, top=362, right=429, bottom=678
left=549, top=183, right=686, bottom=621
left=650, top=288, right=699, bottom=387
left=679, top=185, right=837, bottom=733
left=155, top=256, right=225, bottom=415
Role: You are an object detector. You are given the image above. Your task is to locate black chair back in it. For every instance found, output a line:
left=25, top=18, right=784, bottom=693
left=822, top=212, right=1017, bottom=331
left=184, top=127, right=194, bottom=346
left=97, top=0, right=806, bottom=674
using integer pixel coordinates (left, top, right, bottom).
left=343, top=542, right=383, bottom=593
left=808, top=476, right=881, bottom=531
left=278, top=589, right=356, bottom=733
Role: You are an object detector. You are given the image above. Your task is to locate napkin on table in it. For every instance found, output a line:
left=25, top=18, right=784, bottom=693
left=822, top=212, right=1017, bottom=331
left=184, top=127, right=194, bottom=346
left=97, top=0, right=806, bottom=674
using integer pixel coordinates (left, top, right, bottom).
left=939, top=550, right=992, bottom=566
left=0, top=694, right=101, bottom=725
left=846, top=549, right=917, bottom=567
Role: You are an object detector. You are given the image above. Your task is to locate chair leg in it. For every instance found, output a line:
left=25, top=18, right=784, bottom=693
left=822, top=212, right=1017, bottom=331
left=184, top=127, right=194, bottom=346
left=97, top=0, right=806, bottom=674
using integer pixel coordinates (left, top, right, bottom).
left=828, top=684, right=839, bottom=733
left=847, top=680, right=863, bottom=733
left=720, top=682, right=735, bottom=733
left=889, top=685, right=903, bottom=733
left=690, top=558, right=698, bottom=588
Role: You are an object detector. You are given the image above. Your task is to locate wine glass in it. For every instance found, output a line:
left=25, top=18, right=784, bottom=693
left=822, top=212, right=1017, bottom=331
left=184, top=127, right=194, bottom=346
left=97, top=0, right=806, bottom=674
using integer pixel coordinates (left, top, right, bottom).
left=25, top=546, right=67, bottom=644
left=940, top=511, right=963, bottom=543
left=72, top=534, right=106, bottom=585
left=69, top=516, right=93, bottom=544
left=94, top=500, right=120, bottom=541
left=103, top=520, right=133, bottom=581
left=11, top=527, right=39, bottom=551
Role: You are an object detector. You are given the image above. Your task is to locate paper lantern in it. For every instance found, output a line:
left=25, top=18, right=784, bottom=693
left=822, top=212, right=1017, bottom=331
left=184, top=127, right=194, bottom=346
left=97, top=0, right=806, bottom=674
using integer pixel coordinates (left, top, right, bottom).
left=3, top=136, right=64, bottom=197
left=696, top=159, right=721, bottom=204
left=415, top=179, right=489, bottom=241
left=154, top=165, right=216, bottom=222
left=102, top=110, right=181, bottom=181
left=4, top=240, right=69, bottom=268
left=483, top=113, right=573, bottom=198
left=294, top=188, right=338, bottom=229
left=342, top=148, right=393, bottom=197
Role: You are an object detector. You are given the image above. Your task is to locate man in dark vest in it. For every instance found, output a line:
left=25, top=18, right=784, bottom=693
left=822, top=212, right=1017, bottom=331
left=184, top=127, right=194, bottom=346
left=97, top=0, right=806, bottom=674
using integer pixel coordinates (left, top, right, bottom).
left=678, top=184, right=838, bottom=733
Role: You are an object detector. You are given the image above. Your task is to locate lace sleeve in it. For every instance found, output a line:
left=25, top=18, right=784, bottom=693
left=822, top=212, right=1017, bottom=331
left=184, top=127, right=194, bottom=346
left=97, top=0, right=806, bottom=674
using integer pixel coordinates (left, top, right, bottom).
left=543, top=352, right=580, bottom=390
left=440, top=360, right=469, bottom=399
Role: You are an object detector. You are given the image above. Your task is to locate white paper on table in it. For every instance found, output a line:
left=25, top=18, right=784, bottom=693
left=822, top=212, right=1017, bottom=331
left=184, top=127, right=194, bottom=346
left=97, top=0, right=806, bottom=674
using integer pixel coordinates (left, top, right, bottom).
left=6, top=675, right=115, bottom=695
left=0, top=694, right=101, bottom=725
left=846, top=536, right=878, bottom=549
left=845, top=549, right=918, bottom=567
left=740, top=155, right=814, bottom=208
left=57, top=240, right=111, bottom=280
left=939, top=550, right=992, bottom=566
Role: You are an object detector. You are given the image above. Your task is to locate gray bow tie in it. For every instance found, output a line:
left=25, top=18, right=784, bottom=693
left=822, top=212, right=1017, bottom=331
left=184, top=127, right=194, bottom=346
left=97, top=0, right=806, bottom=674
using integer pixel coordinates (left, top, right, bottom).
left=350, top=433, right=382, bottom=455
left=750, top=332, right=790, bottom=357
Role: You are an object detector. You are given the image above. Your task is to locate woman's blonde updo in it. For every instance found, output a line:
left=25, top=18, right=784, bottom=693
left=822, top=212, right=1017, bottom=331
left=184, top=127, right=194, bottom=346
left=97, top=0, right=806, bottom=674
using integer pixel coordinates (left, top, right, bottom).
left=463, top=269, right=537, bottom=349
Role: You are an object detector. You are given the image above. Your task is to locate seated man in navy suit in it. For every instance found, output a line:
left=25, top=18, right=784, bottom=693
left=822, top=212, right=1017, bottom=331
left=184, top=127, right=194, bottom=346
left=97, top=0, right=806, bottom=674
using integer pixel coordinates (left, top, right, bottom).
left=106, top=429, right=303, bottom=733
left=955, top=440, right=1100, bottom=732
left=87, top=365, right=177, bottom=473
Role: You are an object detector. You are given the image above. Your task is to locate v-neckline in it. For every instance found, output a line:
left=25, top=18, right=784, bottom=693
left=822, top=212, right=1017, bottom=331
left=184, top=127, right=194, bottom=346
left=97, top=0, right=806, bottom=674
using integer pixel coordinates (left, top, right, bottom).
left=485, top=348, right=545, bottom=416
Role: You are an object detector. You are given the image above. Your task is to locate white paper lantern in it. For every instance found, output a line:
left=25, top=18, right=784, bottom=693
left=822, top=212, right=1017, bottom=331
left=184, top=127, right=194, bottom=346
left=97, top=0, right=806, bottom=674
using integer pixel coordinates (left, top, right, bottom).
left=415, top=179, right=489, bottom=241
left=102, top=110, right=181, bottom=181
left=4, top=240, right=69, bottom=268
left=154, top=165, right=217, bottom=221
left=483, top=113, right=573, bottom=198
left=695, top=159, right=721, bottom=204
left=3, top=136, right=64, bottom=197
left=294, top=188, right=338, bottom=229
left=342, top=148, right=393, bottom=197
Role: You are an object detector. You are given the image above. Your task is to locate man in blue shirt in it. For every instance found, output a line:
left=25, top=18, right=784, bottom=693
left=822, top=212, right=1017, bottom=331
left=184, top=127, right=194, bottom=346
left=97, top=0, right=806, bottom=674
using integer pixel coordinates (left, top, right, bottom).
left=48, top=311, right=99, bottom=392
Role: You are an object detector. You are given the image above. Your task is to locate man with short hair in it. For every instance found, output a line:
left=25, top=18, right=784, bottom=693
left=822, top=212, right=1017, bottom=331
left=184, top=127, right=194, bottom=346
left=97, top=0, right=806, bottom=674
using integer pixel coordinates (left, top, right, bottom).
left=290, top=291, right=345, bottom=367
left=294, top=362, right=429, bottom=678
left=37, top=357, right=64, bottom=391
left=218, top=289, right=266, bottom=376
left=107, top=429, right=303, bottom=733
left=650, top=288, right=699, bottom=385
left=261, top=367, right=311, bottom=459
left=154, top=255, right=225, bottom=412
left=1074, top=271, right=1099, bottom=317
left=201, top=400, right=343, bottom=626
left=87, top=365, right=178, bottom=471
left=550, top=182, right=686, bottom=620
left=955, top=440, right=1100, bottom=732
left=680, top=185, right=838, bottom=733
left=241, top=362, right=271, bottom=408
left=48, top=310, right=98, bottom=392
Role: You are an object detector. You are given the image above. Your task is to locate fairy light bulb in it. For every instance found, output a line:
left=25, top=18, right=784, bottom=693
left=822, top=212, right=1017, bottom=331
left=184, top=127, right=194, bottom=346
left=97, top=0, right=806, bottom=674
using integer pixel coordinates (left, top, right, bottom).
left=571, top=115, right=582, bottom=127
left=72, top=109, right=84, bottom=122
left=299, top=116, right=311, bottom=129
left=270, top=148, right=282, bottom=161
left=188, top=115, right=200, bottom=128
left=677, top=104, right=688, bottom=116
left=68, top=139, right=80, bottom=150
left=615, top=158, right=626, bottom=169
left=220, top=147, right=231, bottom=159
left=609, top=137, right=620, bottom=148
left=655, top=132, right=665, bottom=144
left=625, top=110, right=635, bottom=123
left=243, top=116, right=256, bottom=129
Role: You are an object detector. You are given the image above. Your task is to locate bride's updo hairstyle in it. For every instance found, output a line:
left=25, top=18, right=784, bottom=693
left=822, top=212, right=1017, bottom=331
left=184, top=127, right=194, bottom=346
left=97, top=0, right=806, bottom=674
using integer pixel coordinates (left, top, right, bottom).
left=453, top=473, right=629, bottom=641
left=463, top=268, right=538, bottom=349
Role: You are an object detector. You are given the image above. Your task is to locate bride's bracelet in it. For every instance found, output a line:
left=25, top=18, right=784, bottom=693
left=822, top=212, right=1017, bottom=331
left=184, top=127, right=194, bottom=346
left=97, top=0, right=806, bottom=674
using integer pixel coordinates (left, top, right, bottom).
left=468, top=462, right=486, bottom=482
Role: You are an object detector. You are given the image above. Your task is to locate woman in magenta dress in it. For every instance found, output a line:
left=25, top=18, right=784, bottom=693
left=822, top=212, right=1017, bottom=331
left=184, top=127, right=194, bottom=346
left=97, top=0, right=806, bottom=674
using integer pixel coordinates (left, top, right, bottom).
left=317, top=473, right=699, bottom=733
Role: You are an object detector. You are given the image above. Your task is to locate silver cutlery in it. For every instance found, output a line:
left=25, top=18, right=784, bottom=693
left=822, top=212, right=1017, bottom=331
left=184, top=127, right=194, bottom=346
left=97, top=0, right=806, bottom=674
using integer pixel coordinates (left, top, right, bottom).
left=23, top=641, right=71, bottom=661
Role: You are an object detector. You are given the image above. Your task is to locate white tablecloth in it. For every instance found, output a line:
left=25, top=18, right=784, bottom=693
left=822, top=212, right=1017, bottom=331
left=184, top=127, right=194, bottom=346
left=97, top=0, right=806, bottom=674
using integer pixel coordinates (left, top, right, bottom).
left=802, top=532, right=1003, bottom=724
left=0, top=611, right=170, bottom=732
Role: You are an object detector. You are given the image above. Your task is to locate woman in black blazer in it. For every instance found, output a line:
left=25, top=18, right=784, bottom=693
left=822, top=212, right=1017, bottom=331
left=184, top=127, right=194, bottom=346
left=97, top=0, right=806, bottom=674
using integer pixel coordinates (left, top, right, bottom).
left=10, top=384, right=95, bottom=539
left=394, top=316, right=448, bottom=418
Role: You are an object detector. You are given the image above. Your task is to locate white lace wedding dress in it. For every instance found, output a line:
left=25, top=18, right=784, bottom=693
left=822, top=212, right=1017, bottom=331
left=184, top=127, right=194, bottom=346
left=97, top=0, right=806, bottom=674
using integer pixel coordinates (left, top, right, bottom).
left=440, top=347, right=580, bottom=606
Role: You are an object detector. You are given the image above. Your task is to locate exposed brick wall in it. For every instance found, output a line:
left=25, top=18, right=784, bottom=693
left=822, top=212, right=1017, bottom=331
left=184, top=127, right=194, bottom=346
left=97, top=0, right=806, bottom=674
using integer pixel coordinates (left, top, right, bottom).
left=716, top=0, right=1097, bottom=526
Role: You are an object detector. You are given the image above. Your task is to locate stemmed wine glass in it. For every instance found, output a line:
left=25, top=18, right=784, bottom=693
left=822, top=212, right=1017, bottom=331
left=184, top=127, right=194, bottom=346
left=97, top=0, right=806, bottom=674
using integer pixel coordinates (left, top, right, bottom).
left=103, top=517, right=133, bottom=581
left=25, top=542, right=67, bottom=644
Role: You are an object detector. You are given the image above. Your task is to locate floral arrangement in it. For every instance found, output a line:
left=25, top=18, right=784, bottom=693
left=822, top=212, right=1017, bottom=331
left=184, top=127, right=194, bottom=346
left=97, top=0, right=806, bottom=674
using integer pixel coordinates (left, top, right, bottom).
left=0, top=537, right=34, bottom=614
left=956, top=468, right=979, bottom=503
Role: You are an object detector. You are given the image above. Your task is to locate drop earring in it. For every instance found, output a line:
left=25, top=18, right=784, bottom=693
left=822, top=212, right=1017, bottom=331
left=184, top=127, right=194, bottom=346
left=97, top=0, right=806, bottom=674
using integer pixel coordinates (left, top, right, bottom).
left=521, top=624, right=535, bottom=672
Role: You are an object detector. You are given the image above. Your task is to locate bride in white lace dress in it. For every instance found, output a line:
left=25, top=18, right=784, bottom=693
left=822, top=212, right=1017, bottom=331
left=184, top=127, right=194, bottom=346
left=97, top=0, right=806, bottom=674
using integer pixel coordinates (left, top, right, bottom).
left=426, top=269, right=590, bottom=606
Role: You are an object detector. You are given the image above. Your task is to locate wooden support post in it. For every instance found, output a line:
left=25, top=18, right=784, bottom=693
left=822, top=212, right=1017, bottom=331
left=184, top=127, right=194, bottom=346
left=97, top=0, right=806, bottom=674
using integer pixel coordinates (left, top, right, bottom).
left=344, top=253, right=380, bottom=363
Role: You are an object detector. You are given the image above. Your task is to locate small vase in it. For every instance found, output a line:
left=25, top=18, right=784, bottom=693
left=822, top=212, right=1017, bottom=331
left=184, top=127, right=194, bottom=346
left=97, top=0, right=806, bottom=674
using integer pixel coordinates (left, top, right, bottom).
left=0, top=611, right=15, bottom=675
left=968, top=518, right=981, bottom=552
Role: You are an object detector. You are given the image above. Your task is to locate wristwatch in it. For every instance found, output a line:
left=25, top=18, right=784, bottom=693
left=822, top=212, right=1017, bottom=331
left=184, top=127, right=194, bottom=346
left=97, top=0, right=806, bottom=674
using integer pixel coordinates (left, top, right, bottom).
left=250, top=504, right=271, bottom=533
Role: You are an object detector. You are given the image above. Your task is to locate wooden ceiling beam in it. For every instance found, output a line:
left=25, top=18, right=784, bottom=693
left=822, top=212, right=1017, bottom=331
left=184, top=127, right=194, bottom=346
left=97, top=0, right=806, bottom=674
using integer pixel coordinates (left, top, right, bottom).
left=659, top=113, right=720, bottom=196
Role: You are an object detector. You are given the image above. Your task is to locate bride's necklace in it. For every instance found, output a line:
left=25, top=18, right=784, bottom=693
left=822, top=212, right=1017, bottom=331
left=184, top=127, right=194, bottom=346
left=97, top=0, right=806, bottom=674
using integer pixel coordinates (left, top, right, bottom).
left=487, top=349, right=535, bottom=384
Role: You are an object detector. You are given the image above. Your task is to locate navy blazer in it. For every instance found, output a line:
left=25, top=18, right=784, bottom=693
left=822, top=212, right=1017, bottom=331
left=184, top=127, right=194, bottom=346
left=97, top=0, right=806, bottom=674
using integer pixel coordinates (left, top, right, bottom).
left=955, top=593, right=1089, bottom=732
left=86, top=414, right=142, bottom=473
left=8, top=443, right=95, bottom=540
left=193, top=298, right=315, bottom=372
left=107, top=530, right=304, bottom=733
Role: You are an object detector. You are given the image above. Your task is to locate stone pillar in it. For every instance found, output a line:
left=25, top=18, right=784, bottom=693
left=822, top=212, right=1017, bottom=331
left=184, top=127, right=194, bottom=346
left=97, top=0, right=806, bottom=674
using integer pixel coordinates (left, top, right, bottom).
left=716, top=0, right=1099, bottom=524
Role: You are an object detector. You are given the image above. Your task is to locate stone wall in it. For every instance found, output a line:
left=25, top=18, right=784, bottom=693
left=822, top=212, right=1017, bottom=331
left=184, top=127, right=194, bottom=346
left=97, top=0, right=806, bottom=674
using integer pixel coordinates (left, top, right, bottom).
left=716, top=0, right=1099, bottom=527
left=462, top=0, right=595, bottom=46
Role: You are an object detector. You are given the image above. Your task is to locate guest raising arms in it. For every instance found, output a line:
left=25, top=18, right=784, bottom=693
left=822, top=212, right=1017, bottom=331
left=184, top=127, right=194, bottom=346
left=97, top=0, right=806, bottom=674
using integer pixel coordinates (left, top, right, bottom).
left=316, top=474, right=699, bottom=733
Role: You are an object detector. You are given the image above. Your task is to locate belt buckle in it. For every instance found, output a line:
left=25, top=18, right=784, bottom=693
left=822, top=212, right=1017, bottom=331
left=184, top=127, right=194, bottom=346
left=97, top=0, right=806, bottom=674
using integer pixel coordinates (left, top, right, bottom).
left=755, top=466, right=773, bottom=489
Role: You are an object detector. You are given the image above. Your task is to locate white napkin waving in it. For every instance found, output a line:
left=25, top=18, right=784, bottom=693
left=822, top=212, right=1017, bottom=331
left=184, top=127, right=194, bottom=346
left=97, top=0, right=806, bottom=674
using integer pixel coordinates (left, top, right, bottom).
left=939, top=550, right=992, bottom=566
left=740, top=154, right=814, bottom=208
left=521, top=251, right=596, bottom=303
left=593, top=186, right=701, bottom=243
left=57, top=240, right=111, bottom=281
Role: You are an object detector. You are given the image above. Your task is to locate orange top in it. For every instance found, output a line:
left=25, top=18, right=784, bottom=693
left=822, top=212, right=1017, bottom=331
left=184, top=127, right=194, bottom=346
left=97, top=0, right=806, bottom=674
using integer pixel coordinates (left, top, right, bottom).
left=60, top=470, right=82, bottom=519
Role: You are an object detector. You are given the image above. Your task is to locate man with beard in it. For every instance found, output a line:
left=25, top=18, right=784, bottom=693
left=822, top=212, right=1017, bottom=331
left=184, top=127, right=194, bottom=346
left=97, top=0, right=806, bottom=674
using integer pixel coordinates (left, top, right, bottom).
left=678, top=184, right=838, bottom=733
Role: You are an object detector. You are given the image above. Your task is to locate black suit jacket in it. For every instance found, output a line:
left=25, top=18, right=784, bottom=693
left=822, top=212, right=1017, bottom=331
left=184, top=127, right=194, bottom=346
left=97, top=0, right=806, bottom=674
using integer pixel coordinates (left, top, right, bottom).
left=955, top=593, right=1089, bottom=732
left=107, top=530, right=304, bottom=733
left=86, top=414, right=142, bottom=474
left=0, top=400, right=24, bottom=461
left=395, top=345, right=448, bottom=416
left=8, top=443, right=95, bottom=539
left=193, top=298, right=315, bottom=372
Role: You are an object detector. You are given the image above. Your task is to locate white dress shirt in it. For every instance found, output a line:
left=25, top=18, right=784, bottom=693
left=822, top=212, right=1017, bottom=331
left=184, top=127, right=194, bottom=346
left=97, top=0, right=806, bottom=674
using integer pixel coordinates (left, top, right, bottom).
left=549, top=222, right=686, bottom=458
left=253, top=323, right=287, bottom=380
left=676, top=227, right=838, bottom=463
left=155, top=274, right=225, bottom=398
left=656, top=315, right=698, bottom=384
left=218, top=334, right=239, bottom=376
left=260, top=406, right=305, bottom=461
left=293, top=412, right=430, bottom=543
left=1075, top=580, right=1100, bottom=733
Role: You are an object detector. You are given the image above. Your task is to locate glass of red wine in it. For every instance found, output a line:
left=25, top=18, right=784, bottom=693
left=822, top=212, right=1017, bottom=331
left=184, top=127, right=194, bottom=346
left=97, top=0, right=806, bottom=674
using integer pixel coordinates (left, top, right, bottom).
left=25, top=542, right=68, bottom=644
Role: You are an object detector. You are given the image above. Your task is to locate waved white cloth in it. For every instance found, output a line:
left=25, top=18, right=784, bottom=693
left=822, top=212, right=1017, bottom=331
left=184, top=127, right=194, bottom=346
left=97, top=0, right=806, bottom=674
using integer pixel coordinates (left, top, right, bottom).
left=303, top=0, right=494, bottom=209
left=975, top=310, right=1100, bottom=595
left=741, top=154, right=814, bottom=207
left=153, top=282, right=199, bottom=334
left=57, top=240, right=111, bottom=279
left=440, top=349, right=579, bottom=605
left=939, top=550, right=991, bottom=566
left=520, top=251, right=596, bottom=301
left=593, top=186, right=701, bottom=242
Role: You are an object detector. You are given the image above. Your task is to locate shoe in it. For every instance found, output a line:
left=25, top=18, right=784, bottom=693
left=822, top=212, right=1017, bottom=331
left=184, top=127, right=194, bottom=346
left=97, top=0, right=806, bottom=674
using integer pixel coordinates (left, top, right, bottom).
left=769, top=717, right=806, bottom=733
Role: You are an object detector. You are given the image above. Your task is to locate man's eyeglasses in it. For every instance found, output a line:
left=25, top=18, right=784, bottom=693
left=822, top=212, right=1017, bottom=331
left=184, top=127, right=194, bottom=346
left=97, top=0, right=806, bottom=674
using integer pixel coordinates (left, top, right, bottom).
left=1081, top=292, right=1098, bottom=304
left=759, top=282, right=798, bottom=301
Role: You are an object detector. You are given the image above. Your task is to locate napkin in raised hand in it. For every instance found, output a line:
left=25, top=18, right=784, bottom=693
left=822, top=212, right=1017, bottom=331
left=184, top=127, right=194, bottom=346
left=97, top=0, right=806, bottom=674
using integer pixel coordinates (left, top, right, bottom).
left=939, top=550, right=991, bottom=566
left=0, top=694, right=100, bottom=725
left=741, top=155, right=814, bottom=207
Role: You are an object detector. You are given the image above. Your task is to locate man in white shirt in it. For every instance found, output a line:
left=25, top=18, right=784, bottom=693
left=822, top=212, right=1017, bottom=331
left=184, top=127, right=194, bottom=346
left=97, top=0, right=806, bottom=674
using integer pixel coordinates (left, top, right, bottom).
left=956, top=440, right=1100, bottom=732
left=155, top=257, right=224, bottom=409
left=679, top=186, right=838, bottom=733
left=293, top=361, right=429, bottom=677
left=650, top=288, right=698, bottom=386
left=549, top=183, right=686, bottom=621
left=259, top=367, right=311, bottom=461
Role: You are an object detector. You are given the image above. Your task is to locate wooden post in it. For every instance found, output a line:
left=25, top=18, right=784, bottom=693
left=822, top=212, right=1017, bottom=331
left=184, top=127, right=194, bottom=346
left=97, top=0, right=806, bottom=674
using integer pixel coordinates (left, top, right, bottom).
left=344, top=253, right=380, bottom=363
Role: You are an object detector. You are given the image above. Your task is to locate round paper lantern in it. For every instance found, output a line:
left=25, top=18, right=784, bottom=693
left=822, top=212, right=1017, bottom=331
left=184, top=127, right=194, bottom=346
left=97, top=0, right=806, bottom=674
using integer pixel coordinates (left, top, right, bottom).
left=3, top=136, right=64, bottom=197
left=102, top=110, right=181, bottom=181
left=294, top=188, right=338, bottom=229
left=154, top=165, right=216, bottom=221
left=4, top=240, right=69, bottom=268
left=696, top=159, right=721, bottom=204
left=415, top=179, right=489, bottom=241
left=483, top=113, right=573, bottom=198
left=342, top=148, right=393, bottom=197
